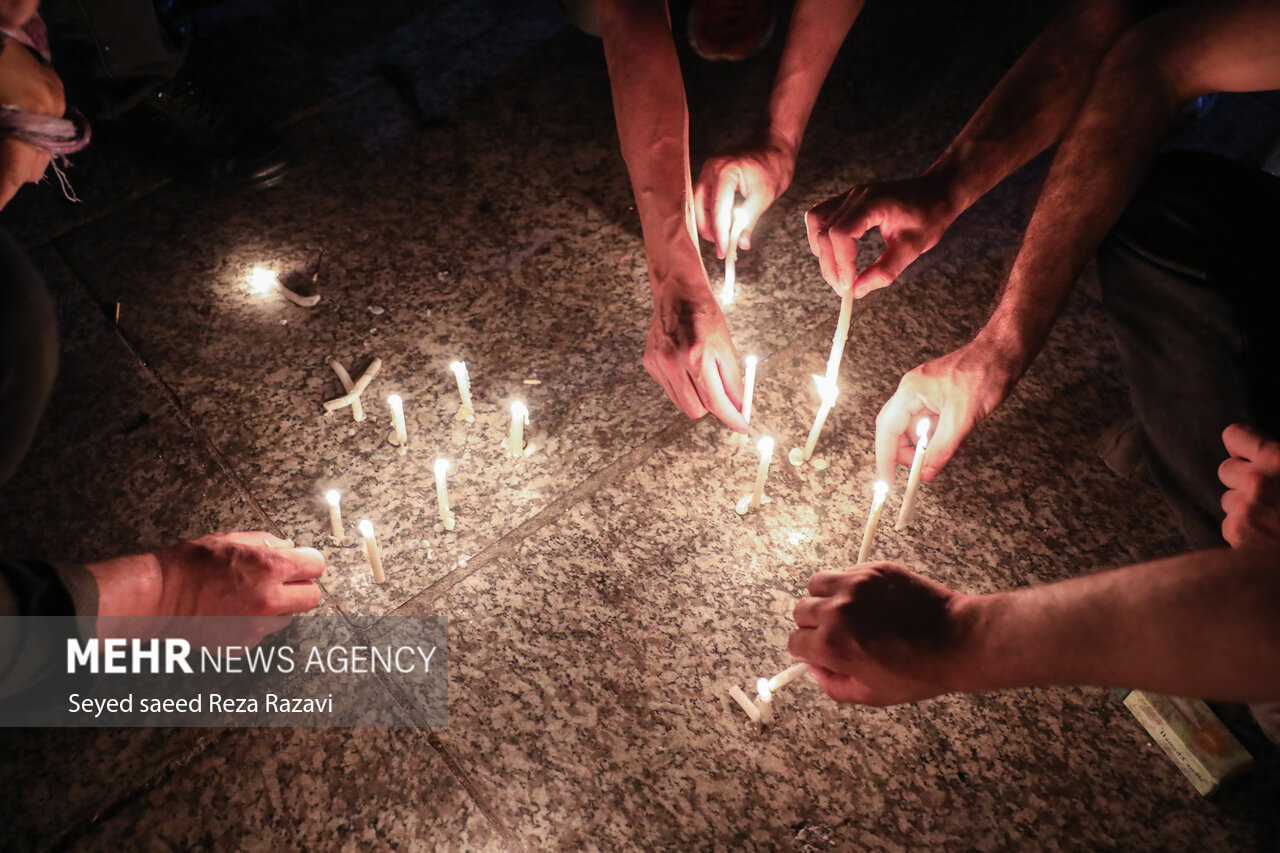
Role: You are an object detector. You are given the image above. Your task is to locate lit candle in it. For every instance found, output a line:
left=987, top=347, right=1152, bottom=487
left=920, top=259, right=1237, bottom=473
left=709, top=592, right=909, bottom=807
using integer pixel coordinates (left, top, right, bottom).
left=504, top=401, right=529, bottom=458
left=358, top=520, right=385, bottom=583
left=327, top=358, right=364, bottom=421
left=387, top=394, right=408, bottom=454
left=719, top=209, right=749, bottom=306
left=434, top=458, right=455, bottom=531
left=733, top=355, right=757, bottom=448
left=789, top=376, right=839, bottom=468
left=325, top=489, right=344, bottom=542
left=895, top=418, right=931, bottom=530
left=450, top=361, right=475, bottom=422
left=756, top=677, right=773, bottom=725
left=857, top=480, right=889, bottom=563
left=728, top=684, right=762, bottom=723
left=248, top=266, right=320, bottom=308
left=824, top=291, right=854, bottom=387
left=769, top=662, right=809, bottom=692
left=736, top=436, right=774, bottom=515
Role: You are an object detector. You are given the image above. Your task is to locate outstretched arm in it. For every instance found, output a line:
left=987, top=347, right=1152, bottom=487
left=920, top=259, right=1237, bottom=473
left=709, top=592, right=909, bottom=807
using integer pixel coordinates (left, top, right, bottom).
left=695, top=0, right=866, bottom=256
left=791, top=549, right=1280, bottom=706
left=597, top=0, right=747, bottom=431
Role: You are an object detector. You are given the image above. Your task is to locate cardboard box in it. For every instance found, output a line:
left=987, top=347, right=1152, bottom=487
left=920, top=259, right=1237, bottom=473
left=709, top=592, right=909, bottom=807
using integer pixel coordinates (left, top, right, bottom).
left=1122, top=690, right=1252, bottom=796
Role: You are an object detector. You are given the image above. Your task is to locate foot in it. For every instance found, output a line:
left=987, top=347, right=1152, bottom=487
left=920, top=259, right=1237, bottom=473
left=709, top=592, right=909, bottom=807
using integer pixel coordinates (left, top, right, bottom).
left=687, top=0, right=776, bottom=61
left=114, top=63, right=291, bottom=188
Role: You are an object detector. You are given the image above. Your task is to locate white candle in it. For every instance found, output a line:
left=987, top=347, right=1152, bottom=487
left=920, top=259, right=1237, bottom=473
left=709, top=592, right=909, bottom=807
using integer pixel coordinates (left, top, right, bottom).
left=434, top=458, right=455, bottom=531
left=736, top=436, right=774, bottom=515
left=327, top=358, right=364, bottom=421
left=323, top=358, right=382, bottom=413
left=789, top=376, right=839, bottom=467
left=504, top=401, right=529, bottom=457
left=756, top=677, right=773, bottom=725
left=824, top=291, right=854, bottom=387
left=358, top=520, right=385, bottom=583
left=387, top=394, right=408, bottom=454
left=769, top=662, right=809, bottom=692
left=734, top=355, right=757, bottom=448
left=895, top=418, right=931, bottom=530
left=857, top=480, right=889, bottom=563
left=325, top=490, right=344, bottom=542
left=248, top=266, right=319, bottom=308
left=450, top=361, right=475, bottom=422
left=719, top=209, right=749, bottom=305
left=728, top=684, right=762, bottom=723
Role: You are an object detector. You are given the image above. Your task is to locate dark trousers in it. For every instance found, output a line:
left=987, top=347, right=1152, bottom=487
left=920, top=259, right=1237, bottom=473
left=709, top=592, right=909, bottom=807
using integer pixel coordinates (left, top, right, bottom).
left=42, top=0, right=186, bottom=119
left=1098, top=151, right=1280, bottom=549
left=0, top=230, right=57, bottom=487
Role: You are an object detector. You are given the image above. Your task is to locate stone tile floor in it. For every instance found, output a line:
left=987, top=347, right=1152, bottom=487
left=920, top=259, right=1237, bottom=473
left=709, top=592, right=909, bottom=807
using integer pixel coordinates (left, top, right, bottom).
left=3, top=0, right=1280, bottom=849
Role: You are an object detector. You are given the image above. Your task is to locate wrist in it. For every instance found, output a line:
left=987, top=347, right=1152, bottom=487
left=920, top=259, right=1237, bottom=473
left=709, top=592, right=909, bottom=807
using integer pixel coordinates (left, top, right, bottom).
left=86, top=552, right=164, bottom=637
left=923, top=154, right=978, bottom=223
left=970, top=319, right=1036, bottom=385
left=943, top=591, right=1016, bottom=693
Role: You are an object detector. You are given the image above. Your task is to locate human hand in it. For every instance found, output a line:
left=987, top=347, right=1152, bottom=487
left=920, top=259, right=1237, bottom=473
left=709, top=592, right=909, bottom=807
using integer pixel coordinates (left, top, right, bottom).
left=694, top=134, right=796, bottom=258
left=0, top=38, right=65, bottom=210
left=0, top=1, right=38, bottom=29
left=88, top=531, right=325, bottom=648
left=645, top=272, right=748, bottom=432
left=789, top=563, right=972, bottom=705
left=1218, top=424, right=1280, bottom=548
left=875, top=339, right=1021, bottom=485
left=805, top=173, right=959, bottom=298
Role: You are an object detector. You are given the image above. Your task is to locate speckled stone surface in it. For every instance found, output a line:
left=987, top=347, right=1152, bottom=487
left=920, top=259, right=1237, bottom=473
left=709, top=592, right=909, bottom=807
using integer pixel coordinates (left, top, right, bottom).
left=3, top=0, right=1279, bottom=849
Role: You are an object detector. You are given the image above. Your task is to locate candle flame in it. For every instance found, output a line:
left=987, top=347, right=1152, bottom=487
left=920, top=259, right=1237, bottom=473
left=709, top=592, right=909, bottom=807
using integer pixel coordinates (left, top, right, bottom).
left=358, top=519, right=374, bottom=537
left=718, top=281, right=735, bottom=306
left=756, top=677, right=772, bottom=702
left=757, top=436, right=774, bottom=457
left=450, top=361, right=466, bottom=375
left=434, top=458, right=449, bottom=477
left=916, top=418, right=931, bottom=439
left=812, top=374, right=839, bottom=403
left=325, top=489, right=341, bottom=507
left=745, top=354, right=757, bottom=369
left=388, top=393, right=403, bottom=408
left=247, top=266, right=278, bottom=295
left=511, top=401, right=529, bottom=423
left=872, top=480, right=889, bottom=505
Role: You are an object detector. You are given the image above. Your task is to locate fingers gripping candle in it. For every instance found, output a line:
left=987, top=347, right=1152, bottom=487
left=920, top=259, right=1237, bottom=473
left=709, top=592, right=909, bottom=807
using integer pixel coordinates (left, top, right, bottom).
left=325, top=490, right=345, bottom=543
left=358, top=520, right=386, bottom=583
left=789, top=376, right=839, bottom=469
left=733, top=355, right=758, bottom=448
left=387, top=394, right=408, bottom=454
left=504, top=401, right=529, bottom=458
left=857, top=480, right=889, bottom=563
left=450, top=361, right=475, bottom=422
left=736, top=436, right=774, bottom=515
left=895, top=419, right=931, bottom=530
left=434, top=458, right=455, bottom=531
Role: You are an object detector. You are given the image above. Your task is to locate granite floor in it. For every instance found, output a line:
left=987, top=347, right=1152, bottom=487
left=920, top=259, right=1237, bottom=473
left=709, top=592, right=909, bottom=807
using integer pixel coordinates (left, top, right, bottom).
left=3, top=0, right=1280, bottom=850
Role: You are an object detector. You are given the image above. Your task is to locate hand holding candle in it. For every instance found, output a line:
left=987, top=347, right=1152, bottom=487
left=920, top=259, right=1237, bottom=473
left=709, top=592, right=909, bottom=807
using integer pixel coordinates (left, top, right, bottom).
left=358, top=519, right=386, bottom=583
left=434, top=458, right=455, bottom=531
left=736, top=436, right=774, bottom=515
left=450, top=361, right=475, bottom=422
left=857, top=480, right=889, bottom=563
left=895, top=418, right=931, bottom=530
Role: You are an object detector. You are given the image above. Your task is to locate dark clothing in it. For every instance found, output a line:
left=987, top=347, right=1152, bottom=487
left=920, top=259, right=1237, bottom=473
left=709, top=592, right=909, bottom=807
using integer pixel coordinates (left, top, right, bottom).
left=42, top=0, right=186, bottom=119
left=1098, top=151, right=1280, bottom=549
left=0, top=229, right=97, bottom=695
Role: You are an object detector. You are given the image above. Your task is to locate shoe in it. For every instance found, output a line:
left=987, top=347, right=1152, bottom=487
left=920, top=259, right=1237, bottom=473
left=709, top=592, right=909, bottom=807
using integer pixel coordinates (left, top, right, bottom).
left=687, top=0, right=776, bottom=61
left=115, top=64, right=291, bottom=188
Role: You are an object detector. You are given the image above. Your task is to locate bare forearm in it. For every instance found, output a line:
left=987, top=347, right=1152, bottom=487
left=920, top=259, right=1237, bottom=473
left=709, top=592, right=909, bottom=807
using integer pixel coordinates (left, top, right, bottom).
left=930, top=0, right=1137, bottom=213
left=957, top=548, right=1280, bottom=701
left=599, top=0, right=701, bottom=289
left=765, top=0, right=864, bottom=155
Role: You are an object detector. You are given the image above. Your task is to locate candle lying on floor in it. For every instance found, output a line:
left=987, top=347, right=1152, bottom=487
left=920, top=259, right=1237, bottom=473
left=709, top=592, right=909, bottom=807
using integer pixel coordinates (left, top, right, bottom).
left=450, top=361, right=475, bottom=422
left=728, top=684, right=762, bottom=723
left=734, top=355, right=758, bottom=448
left=824, top=290, right=854, bottom=387
left=387, top=394, right=408, bottom=454
left=769, top=662, right=809, bottom=691
left=736, top=436, right=774, bottom=515
left=895, top=418, right=931, bottom=530
left=756, top=678, right=773, bottom=725
left=504, top=401, right=529, bottom=457
left=719, top=209, right=749, bottom=306
left=358, top=520, right=386, bottom=583
left=325, top=489, right=344, bottom=542
left=248, top=266, right=320, bottom=308
left=857, top=480, right=890, bottom=563
left=434, top=458, right=455, bottom=530
left=324, top=358, right=382, bottom=413
left=327, top=358, right=364, bottom=421
left=789, top=376, right=839, bottom=469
